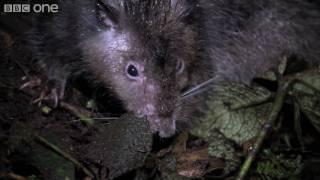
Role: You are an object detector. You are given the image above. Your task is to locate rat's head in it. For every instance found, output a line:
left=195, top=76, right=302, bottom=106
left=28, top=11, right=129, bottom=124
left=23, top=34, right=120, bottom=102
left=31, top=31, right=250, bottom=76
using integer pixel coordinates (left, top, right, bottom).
left=83, top=0, right=199, bottom=137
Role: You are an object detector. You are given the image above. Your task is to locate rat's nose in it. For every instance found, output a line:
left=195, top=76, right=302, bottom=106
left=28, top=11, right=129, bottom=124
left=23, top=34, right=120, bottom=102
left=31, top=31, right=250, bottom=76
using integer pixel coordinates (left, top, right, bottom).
left=157, top=116, right=176, bottom=138
left=147, top=115, right=176, bottom=138
left=159, top=127, right=176, bottom=138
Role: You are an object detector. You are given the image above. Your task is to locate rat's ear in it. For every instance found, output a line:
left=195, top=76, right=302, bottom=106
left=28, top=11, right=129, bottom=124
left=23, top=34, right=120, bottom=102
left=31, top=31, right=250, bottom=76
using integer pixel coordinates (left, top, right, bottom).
left=96, top=0, right=122, bottom=29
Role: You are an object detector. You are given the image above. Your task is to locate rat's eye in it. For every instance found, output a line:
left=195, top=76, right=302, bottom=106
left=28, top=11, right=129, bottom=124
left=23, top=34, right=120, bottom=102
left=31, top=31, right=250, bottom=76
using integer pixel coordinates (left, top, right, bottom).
left=176, top=59, right=185, bottom=74
left=126, top=64, right=139, bottom=78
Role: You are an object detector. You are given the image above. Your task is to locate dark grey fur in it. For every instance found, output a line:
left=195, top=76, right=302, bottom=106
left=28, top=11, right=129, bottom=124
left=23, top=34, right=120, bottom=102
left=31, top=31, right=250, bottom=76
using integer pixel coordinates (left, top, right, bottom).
left=26, top=0, right=320, bottom=137
left=202, top=0, right=320, bottom=83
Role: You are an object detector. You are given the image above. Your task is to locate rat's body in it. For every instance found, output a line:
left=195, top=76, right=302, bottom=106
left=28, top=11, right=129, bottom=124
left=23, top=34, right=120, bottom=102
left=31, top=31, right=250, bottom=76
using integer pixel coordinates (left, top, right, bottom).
left=202, top=0, right=320, bottom=83
left=26, top=0, right=320, bottom=137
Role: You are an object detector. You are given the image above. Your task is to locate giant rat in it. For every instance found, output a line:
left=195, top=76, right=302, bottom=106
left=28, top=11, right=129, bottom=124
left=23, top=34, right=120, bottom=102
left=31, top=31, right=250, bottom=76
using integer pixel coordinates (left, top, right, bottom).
left=22, top=0, right=320, bottom=137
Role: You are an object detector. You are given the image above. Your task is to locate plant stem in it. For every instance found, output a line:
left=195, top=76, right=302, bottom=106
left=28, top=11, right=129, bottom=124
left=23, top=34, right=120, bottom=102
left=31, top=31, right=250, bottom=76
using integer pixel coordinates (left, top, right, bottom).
left=35, top=135, right=95, bottom=179
left=236, top=81, right=291, bottom=180
left=60, top=102, right=95, bottom=126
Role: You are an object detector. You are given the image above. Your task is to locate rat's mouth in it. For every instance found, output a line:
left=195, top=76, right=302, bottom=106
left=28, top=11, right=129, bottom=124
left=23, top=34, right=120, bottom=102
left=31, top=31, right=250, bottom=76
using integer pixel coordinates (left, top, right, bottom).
left=146, top=115, right=176, bottom=138
left=134, top=103, right=177, bottom=137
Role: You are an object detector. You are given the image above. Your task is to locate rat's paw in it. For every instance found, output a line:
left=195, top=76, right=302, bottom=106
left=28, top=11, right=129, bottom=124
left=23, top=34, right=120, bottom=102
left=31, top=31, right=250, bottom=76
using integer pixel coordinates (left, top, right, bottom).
left=33, top=79, right=66, bottom=107
left=20, top=75, right=66, bottom=108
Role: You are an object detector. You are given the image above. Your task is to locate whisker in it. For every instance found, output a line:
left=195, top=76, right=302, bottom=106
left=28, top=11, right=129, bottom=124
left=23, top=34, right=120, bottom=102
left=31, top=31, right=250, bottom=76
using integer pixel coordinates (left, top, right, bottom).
left=92, top=117, right=119, bottom=120
left=180, top=77, right=215, bottom=100
left=64, top=117, right=119, bottom=124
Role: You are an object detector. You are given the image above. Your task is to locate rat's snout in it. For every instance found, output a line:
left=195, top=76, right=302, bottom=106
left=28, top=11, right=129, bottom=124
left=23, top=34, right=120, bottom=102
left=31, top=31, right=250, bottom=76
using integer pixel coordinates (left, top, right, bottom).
left=129, top=77, right=178, bottom=137
left=147, top=115, right=176, bottom=138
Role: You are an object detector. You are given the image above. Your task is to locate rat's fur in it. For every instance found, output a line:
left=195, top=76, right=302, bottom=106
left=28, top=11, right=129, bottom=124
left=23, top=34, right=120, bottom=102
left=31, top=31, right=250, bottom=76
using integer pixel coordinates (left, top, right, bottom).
left=27, top=0, right=211, bottom=137
left=202, top=0, right=320, bottom=83
left=26, top=0, right=320, bottom=137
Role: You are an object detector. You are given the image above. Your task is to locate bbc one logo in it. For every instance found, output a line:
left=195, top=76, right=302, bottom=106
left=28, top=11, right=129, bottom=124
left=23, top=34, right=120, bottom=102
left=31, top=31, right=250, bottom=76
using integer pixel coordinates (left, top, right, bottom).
left=4, top=4, right=58, bottom=13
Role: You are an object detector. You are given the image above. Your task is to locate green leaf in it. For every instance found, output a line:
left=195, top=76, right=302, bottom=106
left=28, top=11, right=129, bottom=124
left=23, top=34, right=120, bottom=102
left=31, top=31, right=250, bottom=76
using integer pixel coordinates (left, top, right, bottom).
left=292, top=70, right=320, bottom=132
left=254, top=152, right=303, bottom=180
left=256, top=56, right=288, bottom=81
left=192, top=83, right=273, bottom=145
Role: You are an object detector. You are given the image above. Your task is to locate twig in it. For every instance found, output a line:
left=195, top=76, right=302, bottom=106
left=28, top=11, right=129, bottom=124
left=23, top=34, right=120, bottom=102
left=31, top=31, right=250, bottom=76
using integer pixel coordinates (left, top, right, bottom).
left=13, top=59, right=29, bottom=77
left=236, top=80, right=292, bottom=180
left=0, top=172, right=26, bottom=180
left=18, top=85, right=95, bottom=126
left=60, top=102, right=95, bottom=126
left=231, top=94, right=274, bottom=111
left=34, top=134, right=95, bottom=179
left=0, top=82, right=14, bottom=89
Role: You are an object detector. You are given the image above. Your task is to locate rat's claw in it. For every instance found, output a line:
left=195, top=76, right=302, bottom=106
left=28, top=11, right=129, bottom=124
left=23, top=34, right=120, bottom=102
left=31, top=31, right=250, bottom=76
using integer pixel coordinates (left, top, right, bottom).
left=32, top=87, right=60, bottom=107
left=48, top=88, right=59, bottom=108
left=20, top=75, right=66, bottom=108
left=19, top=77, right=42, bottom=90
left=53, top=89, right=59, bottom=108
left=32, top=92, right=45, bottom=106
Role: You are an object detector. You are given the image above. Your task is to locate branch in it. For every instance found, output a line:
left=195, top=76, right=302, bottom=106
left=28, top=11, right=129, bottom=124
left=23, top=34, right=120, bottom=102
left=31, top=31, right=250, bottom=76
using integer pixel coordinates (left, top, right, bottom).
left=236, top=80, right=292, bottom=180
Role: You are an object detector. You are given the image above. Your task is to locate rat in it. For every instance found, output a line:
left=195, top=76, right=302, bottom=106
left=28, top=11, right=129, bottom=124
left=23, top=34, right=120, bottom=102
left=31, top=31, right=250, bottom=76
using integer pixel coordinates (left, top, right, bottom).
left=23, top=0, right=211, bottom=138
left=22, top=0, right=320, bottom=138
